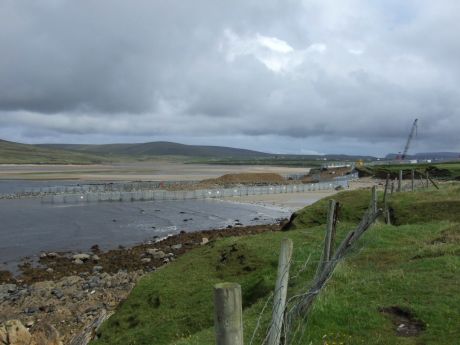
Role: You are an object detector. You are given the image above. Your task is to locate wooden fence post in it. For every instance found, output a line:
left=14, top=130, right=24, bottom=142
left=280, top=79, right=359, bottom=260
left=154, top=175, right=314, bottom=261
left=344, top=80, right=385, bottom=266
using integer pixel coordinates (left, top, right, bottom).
left=371, top=186, right=377, bottom=214
left=268, top=239, right=294, bottom=345
left=385, top=208, right=391, bottom=225
left=398, top=170, right=402, bottom=192
left=383, top=174, right=389, bottom=203
left=325, top=200, right=338, bottom=261
left=411, top=169, right=415, bottom=191
left=426, top=171, right=430, bottom=188
left=390, top=180, right=394, bottom=194
left=318, top=200, right=338, bottom=272
left=426, top=174, right=440, bottom=190
left=383, top=175, right=390, bottom=224
left=292, top=209, right=382, bottom=318
left=214, top=283, right=243, bottom=345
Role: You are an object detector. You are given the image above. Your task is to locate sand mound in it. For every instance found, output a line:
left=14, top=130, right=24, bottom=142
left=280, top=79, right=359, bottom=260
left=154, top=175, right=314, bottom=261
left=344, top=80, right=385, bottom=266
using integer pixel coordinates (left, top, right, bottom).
left=201, top=173, right=286, bottom=185
left=302, top=167, right=352, bottom=182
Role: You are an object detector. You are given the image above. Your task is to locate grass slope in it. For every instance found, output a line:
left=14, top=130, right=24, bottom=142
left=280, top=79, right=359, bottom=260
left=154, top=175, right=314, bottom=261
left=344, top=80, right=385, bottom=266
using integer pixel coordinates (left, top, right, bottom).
left=0, top=139, right=109, bottom=164
left=92, top=185, right=460, bottom=345
left=287, top=183, right=460, bottom=229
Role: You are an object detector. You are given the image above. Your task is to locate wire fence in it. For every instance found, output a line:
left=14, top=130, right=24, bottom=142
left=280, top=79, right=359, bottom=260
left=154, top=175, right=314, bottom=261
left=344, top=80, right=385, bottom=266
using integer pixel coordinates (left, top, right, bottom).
left=23, top=174, right=358, bottom=195
left=211, top=170, right=437, bottom=345
left=211, top=187, right=381, bottom=345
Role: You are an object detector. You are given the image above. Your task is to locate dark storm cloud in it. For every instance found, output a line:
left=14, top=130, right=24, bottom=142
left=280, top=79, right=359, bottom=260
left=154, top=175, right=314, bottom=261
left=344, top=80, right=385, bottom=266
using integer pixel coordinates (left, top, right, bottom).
left=0, top=0, right=459, bottom=154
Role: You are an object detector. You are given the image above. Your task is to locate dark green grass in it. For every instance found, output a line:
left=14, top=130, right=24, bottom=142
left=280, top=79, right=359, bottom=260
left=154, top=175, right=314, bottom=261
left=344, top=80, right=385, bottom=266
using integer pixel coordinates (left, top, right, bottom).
left=357, top=162, right=460, bottom=180
left=91, top=184, right=460, bottom=345
left=185, top=157, right=325, bottom=167
left=304, top=222, right=460, bottom=345
left=288, top=183, right=460, bottom=229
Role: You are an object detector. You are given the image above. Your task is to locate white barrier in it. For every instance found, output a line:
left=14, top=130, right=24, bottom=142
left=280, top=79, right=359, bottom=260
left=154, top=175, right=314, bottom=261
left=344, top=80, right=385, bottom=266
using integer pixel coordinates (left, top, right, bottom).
left=41, top=178, right=352, bottom=204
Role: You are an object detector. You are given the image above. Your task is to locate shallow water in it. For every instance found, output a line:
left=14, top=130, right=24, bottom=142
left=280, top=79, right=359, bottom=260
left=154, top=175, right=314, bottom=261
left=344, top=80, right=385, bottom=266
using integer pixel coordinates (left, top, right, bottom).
left=0, top=197, right=290, bottom=271
left=0, top=180, right=88, bottom=195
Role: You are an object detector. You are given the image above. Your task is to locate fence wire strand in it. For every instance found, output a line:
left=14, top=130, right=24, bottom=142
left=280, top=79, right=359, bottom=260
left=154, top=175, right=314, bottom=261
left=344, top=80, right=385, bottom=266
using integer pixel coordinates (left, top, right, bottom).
left=246, top=177, right=433, bottom=345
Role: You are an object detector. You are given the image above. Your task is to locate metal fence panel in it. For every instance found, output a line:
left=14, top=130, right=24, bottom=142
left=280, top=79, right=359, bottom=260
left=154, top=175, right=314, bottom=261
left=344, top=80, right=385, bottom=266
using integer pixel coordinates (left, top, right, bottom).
left=39, top=174, right=358, bottom=204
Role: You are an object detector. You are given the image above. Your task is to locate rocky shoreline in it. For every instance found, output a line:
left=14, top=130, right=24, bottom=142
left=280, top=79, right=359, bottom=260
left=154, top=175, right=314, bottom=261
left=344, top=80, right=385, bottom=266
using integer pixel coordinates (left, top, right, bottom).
left=0, top=222, right=286, bottom=344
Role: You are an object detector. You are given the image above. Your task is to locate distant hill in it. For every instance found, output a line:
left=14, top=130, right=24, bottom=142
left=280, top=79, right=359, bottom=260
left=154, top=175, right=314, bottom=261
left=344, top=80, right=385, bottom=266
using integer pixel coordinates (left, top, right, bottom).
left=39, top=142, right=377, bottom=160
left=385, top=152, right=460, bottom=160
left=38, top=141, right=271, bottom=158
left=2, top=139, right=378, bottom=165
left=414, top=152, right=460, bottom=159
left=0, top=139, right=109, bottom=164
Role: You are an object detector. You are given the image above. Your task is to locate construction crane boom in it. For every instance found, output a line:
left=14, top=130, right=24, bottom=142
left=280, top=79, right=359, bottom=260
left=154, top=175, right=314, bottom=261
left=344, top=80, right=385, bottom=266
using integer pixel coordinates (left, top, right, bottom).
left=401, top=118, right=418, bottom=160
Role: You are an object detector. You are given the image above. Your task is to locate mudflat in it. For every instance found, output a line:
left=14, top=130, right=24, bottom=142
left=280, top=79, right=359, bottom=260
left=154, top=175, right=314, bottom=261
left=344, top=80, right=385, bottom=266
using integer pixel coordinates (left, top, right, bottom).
left=0, top=198, right=290, bottom=271
left=0, top=162, right=310, bottom=181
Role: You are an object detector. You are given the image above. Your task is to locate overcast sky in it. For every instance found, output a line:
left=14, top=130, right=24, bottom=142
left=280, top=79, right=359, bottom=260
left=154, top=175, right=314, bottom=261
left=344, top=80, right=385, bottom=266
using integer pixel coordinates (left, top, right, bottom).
left=0, top=0, right=459, bottom=156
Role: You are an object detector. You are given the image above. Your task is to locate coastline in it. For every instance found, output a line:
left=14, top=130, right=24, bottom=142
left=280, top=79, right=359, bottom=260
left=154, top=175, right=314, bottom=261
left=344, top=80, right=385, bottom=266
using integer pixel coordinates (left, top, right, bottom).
left=0, top=178, right=371, bottom=343
left=0, top=222, right=285, bottom=343
left=221, top=177, right=380, bottom=212
left=223, top=190, right=339, bottom=212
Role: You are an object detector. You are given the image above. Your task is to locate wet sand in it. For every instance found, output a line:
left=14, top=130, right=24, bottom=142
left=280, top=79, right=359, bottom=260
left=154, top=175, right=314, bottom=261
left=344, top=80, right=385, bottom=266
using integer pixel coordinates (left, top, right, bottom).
left=225, top=190, right=338, bottom=212
left=224, top=179, right=377, bottom=211
left=0, top=198, right=290, bottom=272
left=0, top=162, right=310, bottom=181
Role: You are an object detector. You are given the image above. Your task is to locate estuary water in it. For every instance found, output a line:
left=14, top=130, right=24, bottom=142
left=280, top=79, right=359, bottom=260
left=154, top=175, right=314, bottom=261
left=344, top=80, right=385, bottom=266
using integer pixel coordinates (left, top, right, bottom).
left=0, top=197, right=290, bottom=271
left=0, top=180, right=89, bottom=195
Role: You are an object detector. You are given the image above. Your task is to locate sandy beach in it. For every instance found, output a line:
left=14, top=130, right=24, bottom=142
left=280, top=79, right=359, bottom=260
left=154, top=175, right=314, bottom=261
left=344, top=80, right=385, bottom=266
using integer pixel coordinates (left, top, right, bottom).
left=0, top=162, right=311, bottom=181
left=224, top=190, right=337, bottom=211
left=224, top=178, right=379, bottom=211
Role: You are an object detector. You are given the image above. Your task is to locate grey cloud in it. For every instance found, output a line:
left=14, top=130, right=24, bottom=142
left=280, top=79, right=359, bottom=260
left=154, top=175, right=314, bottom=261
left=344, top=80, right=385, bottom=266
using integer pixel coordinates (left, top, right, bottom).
left=0, top=0, right=459, bottom=155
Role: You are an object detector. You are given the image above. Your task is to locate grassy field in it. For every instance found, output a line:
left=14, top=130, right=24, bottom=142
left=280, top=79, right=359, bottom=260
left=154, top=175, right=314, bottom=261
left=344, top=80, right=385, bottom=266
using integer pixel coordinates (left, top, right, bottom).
left=91, top=184, right=460, bottom=345
left=186, top=157, right=326, bottom=167
left=188, top=156, right=373, bottom=168
left=357, top=162, right=460, bottom=180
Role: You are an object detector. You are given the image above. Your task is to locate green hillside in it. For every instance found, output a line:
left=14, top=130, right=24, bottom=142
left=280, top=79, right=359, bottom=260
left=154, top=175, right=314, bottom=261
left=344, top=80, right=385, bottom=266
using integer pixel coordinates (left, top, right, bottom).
left=91, top=183, right=460, bottom=345
left=39, top=141, right=377, bottom=166
left=38, top=141, right=270, bottom=158
left=1, top=138, right=380, bottom=165
left=0, top=139, right=109, bottom=164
